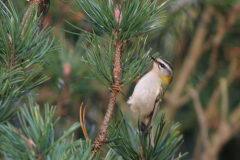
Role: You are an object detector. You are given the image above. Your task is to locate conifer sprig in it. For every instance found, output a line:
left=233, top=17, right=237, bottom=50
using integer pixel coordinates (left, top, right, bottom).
left=0, top=1, right=57, bottom=122
left=81, top=33, right=157, bottom=88
left=108, top=114, right=188, bottom=160
left=75, top=0, right=169, bottom=39
left=0, top=99, right=80, bottom=159
left=69, top=0, right=170, bottom=154
left=0, top=98, right=122, bottom=159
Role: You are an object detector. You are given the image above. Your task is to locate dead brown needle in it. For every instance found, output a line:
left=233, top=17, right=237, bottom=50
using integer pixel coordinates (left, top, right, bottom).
left=80, top=102, right=89, bottom=140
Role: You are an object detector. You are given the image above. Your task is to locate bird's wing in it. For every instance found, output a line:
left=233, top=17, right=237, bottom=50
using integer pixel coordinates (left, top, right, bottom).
left=146, top=101, right=160, bottom=131
left=145, top=87, right=163, bottom=131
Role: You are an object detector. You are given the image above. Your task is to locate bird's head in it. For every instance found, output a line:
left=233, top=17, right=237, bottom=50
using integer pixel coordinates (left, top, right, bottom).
left=151, top=56, right=173, bottom=84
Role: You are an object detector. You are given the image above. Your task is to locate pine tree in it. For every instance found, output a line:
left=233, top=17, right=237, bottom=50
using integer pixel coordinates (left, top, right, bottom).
left=0, top=0, right=187, bottom=159
left=67, top=0, right=187, bottom=159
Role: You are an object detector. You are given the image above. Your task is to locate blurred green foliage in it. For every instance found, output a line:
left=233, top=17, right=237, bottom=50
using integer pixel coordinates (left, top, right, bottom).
left=6, top=0, right=240, bottom=159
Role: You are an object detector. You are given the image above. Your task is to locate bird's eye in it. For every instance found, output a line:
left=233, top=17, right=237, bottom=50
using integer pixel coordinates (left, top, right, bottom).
left=159, top=63, right=165, bottom=68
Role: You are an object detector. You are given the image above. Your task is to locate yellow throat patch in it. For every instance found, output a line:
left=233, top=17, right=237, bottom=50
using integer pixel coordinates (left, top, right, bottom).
left=161, top=76, right=172, bottom=86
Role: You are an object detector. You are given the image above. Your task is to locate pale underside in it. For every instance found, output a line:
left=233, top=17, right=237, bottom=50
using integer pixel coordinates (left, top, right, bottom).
left=128, top=71, right=164, bottom=125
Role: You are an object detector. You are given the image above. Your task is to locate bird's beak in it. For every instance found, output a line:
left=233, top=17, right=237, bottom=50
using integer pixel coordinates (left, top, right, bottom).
left=151, top=56, right=158, bottom=63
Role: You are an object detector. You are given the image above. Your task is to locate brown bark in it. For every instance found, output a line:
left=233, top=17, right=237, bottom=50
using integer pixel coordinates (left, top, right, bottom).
left=92, top=41, right=122, bottom=155
left=92, top=89, right=117, bottom=153
left=21, top=5, right=32, bottom=38
left=21, top=0, right=50, bottom=38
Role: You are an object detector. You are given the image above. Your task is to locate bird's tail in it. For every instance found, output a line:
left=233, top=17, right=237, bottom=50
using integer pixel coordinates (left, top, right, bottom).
left=141, top=122, right=154, bottom=147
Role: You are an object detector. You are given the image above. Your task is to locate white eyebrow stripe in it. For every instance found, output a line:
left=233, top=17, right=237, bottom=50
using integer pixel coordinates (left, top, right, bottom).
left=159, top=60, right=173, bottom=73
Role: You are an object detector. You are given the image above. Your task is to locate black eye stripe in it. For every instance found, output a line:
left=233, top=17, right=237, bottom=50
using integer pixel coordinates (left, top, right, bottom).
left=158, top=63, right=165, bottom=68
left=155, top=58, right=173, bottom=72
left=161, top=59, right=173, bottom=71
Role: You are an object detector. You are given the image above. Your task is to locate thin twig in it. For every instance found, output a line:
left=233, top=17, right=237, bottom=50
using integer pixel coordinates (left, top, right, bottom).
left=192, top=133, right=202, bottom=160
left=201, top=53, right=239, bottom=160
left=220, top=78, right=228, bottom=122
left=188, top=87, right=210, bottom=149
left=164, top=7, right=215, bottom=122
left=170, top=12, right=227, bottom=111
left=165, top=4, right=240, bottom=120
left=230, top=104, right=240, bottom=135
left=206, top=57, right=238, bottom=117
left=197, top=14, right=226, bottom=91
left=169, top=6, right=215, bottom=100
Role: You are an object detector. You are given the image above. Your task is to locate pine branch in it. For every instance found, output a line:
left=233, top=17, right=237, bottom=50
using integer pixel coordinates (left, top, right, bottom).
left=21, top=5, right=33, bottom=38
left=0, top=98, right=122, bottom=159
left=92, top=88, right=118, bottom=154
left=92, top=28, right=123, bottom=152
left=69, top=0, right=170, bottom=155
left=21, top=0, right=50, bottom=35
left=0, top=0, right=57, bottom=122
left=107, top=113, right=188, bottom=160
left=0, top=98, right=81, bottom=159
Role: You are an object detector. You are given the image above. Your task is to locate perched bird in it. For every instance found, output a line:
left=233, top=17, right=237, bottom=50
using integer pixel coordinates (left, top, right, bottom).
left=127, top=56, right=173, bottom=146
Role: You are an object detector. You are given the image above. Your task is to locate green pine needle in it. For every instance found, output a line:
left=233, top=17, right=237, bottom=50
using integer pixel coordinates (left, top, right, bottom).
left=0, top=0, right=57, bottom=122
left=74, top=0, right=169, bottom=40
left=0, top=98, right=122, bottom=159
left=108, top=113, right=188, bottom=160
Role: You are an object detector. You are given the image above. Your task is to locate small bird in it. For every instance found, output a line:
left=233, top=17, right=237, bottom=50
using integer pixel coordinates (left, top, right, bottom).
left=127, top=56, right=173, bottom=146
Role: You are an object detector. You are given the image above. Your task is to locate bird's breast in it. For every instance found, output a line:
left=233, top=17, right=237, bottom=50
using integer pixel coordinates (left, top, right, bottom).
left=129, top=72, right=162, bottom=118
